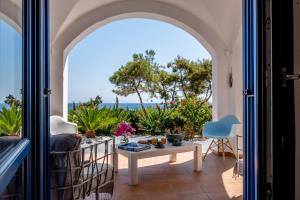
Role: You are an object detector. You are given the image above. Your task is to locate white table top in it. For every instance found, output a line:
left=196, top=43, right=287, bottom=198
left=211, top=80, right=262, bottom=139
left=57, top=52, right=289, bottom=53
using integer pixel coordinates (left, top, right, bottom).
left=116, top=140, right=201, bottom=159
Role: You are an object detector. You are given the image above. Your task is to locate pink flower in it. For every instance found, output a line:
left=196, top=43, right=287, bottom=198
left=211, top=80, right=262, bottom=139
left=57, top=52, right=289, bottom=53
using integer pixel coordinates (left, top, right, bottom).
left=114, top=122, right=136, bottom=136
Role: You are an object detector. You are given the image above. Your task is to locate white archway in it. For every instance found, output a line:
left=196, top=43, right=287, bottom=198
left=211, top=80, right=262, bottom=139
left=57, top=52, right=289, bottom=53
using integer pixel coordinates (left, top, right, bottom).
left=51, top=0, right=232, bottom=120
left=0, top=0, right=22, bottom=33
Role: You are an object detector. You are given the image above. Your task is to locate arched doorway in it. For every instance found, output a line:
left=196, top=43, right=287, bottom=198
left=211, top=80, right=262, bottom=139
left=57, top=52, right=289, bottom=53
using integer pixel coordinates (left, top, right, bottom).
left=50, top=0, right=239, bottom=122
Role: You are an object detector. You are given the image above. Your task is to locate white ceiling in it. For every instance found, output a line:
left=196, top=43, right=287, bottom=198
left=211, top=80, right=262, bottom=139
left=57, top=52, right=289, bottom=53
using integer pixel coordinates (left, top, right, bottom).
left=51, top=0, right=242, bottom=49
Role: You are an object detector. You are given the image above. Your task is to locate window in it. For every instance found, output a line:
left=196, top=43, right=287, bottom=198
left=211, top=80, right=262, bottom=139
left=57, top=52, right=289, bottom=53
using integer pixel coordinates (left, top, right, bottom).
left=0, top=1, right=30, bottom=199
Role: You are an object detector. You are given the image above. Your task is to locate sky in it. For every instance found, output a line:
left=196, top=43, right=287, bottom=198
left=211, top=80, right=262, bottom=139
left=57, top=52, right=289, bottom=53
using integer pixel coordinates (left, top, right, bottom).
left=0, top=20, right=22, bottom=103
left=68, top=18, right=211, bottom=103
left=0, top=18, right=211, bottom=104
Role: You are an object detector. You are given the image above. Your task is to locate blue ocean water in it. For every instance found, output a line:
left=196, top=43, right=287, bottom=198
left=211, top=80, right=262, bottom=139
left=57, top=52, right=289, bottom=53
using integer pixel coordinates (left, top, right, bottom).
left=0, top=102, right=159, bottom=111
left=68, top=103, right=158, bottom=110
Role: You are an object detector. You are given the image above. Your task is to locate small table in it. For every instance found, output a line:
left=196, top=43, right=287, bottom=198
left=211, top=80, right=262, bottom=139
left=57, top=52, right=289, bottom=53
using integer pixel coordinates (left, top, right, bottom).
left=114, top=141, right=202, bottom=185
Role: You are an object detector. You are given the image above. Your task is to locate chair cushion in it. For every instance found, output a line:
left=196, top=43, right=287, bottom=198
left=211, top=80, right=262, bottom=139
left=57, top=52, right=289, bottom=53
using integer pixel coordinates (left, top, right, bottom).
left=50, top=133, right=82, bottom=152
left=50, top=115, right=77, bottom=135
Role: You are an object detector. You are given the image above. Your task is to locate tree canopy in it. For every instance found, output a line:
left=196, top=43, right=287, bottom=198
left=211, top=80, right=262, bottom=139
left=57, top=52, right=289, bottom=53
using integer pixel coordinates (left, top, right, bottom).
left=167, top=57, right=212, bottom=100
left=109, top=50, right=156, bottom=113
left=110, top=50, right=212, bottom=113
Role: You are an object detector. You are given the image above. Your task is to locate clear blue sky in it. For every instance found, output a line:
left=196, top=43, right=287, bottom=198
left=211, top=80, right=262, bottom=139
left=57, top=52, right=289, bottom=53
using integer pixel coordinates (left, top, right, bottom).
left=0, top=18, right=211, bottom=103
left=0, top=20, right=22, bottom=103
left=68, top=18, right=211, bottom=103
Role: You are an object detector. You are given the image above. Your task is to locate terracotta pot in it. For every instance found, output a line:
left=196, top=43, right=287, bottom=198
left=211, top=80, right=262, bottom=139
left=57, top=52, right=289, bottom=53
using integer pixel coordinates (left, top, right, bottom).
left=86, top=130, right=96, bottom=138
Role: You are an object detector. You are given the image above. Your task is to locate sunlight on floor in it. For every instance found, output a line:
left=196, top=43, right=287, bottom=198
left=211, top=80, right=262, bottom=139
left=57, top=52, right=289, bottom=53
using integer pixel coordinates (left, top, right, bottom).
left=111, top=152, right=243, bottom=200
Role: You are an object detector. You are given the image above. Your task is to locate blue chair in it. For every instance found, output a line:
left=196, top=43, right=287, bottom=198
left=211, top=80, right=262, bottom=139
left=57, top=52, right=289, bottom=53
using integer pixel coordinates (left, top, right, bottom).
left=203, top=115, right=240, bottom=160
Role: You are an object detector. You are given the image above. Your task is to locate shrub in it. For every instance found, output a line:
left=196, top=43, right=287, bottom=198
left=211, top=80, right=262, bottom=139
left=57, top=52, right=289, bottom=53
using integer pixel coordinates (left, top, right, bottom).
left=178, top=97, right=212, bottom=137
left=117, top=109, right=140, bottom=130
left=68, top=106, right=118, bottom=135
left=137, top=108, right=167, bottom=135
left=0, top=105, right=22, bottom=136
left=137, top=108, right=186, bottom=135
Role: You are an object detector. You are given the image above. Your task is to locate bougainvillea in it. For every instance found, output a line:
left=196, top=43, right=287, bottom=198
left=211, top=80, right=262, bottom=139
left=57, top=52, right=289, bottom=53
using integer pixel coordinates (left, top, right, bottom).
left=114, top=122, right=136, bottom=136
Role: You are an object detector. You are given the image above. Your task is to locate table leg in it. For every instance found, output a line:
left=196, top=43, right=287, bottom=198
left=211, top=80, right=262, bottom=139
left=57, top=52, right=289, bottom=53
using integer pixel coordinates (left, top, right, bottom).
left=194, top=145, right=202, bottom=172
left=113, top=151, right=118, bottom=173
left=169, top=154, right=177, bottom=162
left=128, top=154, right=138, bottom=185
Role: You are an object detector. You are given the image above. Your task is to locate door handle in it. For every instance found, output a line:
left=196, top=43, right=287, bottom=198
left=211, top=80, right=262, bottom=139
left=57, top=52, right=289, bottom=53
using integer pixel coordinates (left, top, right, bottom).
left=282, top=68, right=300, bottom=87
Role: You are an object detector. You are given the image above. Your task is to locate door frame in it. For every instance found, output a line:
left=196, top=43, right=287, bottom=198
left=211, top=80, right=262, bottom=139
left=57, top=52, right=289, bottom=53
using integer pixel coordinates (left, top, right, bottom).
left=243, top=0, right=270, bottom=199
left=23, top=0, right=50, bottom=199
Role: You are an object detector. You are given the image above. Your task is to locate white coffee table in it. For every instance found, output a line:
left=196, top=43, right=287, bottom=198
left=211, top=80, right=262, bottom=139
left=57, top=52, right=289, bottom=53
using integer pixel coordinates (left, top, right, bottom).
left=114, top=141, right=202, bottom=185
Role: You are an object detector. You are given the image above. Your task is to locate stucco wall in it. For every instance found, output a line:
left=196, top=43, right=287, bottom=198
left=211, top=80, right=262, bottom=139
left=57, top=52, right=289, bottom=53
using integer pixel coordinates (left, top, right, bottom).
left=231, top=26, right=243, bottom=136
left=50, top=0, right=243, bottom=134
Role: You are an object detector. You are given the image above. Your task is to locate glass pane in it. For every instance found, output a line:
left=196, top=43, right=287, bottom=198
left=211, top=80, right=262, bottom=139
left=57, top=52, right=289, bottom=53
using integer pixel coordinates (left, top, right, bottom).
left=0, top=0, right=24, bottom=199
left=0, top=166, right=23, bottom=200
left=0, top=0, right=23, bottom=153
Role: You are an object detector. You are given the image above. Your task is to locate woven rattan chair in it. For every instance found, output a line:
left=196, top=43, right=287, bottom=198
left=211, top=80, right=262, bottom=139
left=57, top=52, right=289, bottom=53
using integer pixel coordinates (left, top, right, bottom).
left=50, top=134, right=114, bottom=200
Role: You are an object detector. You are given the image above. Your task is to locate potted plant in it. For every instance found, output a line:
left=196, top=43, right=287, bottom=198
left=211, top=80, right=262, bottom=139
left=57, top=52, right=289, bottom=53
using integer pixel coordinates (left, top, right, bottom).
left=114, top=122, right=135, bottom=143
left=69, top=106, right=118, bottom=138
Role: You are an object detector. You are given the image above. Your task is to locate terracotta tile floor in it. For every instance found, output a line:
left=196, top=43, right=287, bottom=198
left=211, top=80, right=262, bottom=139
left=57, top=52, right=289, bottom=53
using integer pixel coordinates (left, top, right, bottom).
left=111, top=151, right=243, bottom=200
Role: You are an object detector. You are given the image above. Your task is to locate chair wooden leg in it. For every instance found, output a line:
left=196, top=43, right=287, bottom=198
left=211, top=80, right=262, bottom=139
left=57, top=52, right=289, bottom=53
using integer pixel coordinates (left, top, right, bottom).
left=226, top=139, right=237, bottom=159
left=203, top=139, right=215, bottom=160
left=221, top=139, right=225, bottom=160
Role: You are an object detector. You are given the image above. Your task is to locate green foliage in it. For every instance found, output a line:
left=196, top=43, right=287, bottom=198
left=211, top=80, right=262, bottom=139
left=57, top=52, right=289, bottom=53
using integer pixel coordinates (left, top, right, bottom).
left=150, top=70, right=179, bottom=106
left=0, top=105, right=22, bottom=136
left=178, top=97, right=212, bottom=134
left=69, top=52, right=213, bottom=137
left=4, top=95, right=22, bottom=108
left=167, top=57, right=212, bottom=100
left=137, top=108, right=186, bottom=136
left=109, top=50, right=156, bottom=113
left=77, top=95, right=102, bottom=108
left=118, top=109, right=139, bottom=129
left=137, top=108, right=168, bottom=135
left=68, top=106, right=118, bottom=134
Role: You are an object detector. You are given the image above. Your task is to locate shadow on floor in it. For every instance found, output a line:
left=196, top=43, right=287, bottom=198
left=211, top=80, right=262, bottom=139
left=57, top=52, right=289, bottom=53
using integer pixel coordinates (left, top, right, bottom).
left=112, top=152, right=243, bottom=200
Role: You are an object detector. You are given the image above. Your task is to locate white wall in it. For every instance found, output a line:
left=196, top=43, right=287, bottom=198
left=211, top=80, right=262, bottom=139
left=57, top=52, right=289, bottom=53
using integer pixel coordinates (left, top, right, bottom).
left=231, top=26, right=243, bottom=140
left=50, top=0, right=243, bottom=131
left=228, top=26, right=243, bottom=151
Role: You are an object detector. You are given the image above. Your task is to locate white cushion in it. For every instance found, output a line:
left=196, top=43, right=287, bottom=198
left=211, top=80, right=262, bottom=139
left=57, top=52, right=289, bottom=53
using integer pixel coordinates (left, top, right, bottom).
left=50, top=115, right=78, bottom=135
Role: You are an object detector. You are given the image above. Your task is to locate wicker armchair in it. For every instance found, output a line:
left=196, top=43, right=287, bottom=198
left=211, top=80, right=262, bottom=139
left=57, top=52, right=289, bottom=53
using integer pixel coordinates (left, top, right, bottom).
left=50, top=134, right=114, bottom=200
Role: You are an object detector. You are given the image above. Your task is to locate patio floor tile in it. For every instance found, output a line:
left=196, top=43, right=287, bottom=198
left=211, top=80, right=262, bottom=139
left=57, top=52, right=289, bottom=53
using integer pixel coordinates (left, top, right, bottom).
left=110, top=152, right=243, bottom=200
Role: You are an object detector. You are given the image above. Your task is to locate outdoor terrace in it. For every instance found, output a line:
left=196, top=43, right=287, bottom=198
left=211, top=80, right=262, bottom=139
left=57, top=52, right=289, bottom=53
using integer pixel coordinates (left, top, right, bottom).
left=112, top=141, right=243, bottom=200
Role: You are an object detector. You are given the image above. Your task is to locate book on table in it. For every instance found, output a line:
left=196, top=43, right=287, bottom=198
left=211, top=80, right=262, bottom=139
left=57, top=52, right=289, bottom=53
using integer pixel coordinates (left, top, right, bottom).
left=118, top=142, right=151, bottom=152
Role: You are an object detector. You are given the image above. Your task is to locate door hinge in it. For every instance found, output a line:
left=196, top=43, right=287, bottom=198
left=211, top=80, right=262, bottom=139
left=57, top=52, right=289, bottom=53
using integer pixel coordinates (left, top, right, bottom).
left=43, top=88, right=51, bottom=97
left=282, top=68, right=300, bottom=87
left=243, top=89, right=254, bottom=97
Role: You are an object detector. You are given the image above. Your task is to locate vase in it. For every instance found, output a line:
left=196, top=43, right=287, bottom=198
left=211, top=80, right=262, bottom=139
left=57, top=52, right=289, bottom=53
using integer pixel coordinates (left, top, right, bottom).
left=120, top=135, right=129, bottom=144
left=86, top=130, right=96, bottom=138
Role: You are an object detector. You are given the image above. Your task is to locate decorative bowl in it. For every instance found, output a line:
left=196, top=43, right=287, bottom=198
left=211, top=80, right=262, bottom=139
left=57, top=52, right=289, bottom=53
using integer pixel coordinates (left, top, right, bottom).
left=166, top=134, right=184, bottom=143
left=172, top=139, right=182, bottom=146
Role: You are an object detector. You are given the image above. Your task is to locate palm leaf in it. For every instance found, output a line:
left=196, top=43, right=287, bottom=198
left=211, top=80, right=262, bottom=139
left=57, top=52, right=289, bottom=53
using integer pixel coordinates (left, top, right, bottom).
left=0, top=106, right=22, bottom=135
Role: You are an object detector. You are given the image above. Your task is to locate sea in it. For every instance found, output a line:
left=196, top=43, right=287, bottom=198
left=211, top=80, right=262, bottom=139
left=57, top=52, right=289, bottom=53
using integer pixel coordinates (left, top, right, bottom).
left=68, top=103, right=158, bottom=110
left=0, top=102, right=159, bottom=111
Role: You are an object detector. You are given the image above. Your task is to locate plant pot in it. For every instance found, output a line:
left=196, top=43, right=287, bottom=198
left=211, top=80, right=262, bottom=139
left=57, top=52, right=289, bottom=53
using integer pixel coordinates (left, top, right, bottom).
left=166, top=134, right=184, bottom=143
left=86, top=130, right=96, bottom=138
